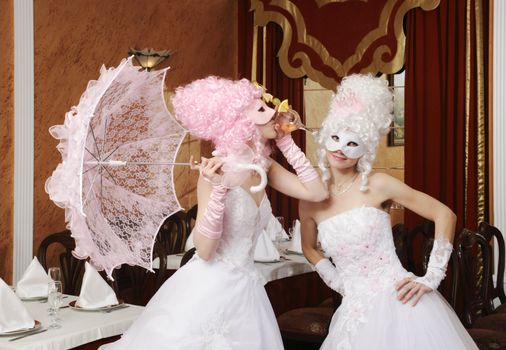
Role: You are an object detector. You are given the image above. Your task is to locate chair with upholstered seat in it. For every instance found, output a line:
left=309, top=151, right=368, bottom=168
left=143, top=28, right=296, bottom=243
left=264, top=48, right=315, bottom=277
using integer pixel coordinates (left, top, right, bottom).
left=180, top=247, right=197, bottom=267
left=406, top=220, right=435, bottom=275
left=406, top=220, right=459, bottom=308
left=478, top=222, right=506, bottom=314
left=392, top=223, right=409, bottom=269
left=276, top=266, right=341, bottom=350
left=37, top=229, right=85, bottom=295
left=457, top=227, right=506, bottom=348
left=278, top=307, right=335, bottom=349
left=466, top=328, right=506, bottom=350
left=156, top=212, right=186, bottom=255
left=184, top=204, right=198, bottom=238
left=277, top=290, right=340, bottom=350
left=114, top=240, right=167, bottom=306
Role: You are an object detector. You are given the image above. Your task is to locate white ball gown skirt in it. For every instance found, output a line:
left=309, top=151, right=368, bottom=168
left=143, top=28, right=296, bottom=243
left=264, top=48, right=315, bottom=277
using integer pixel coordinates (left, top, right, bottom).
left=321, top=289, right=478, bottom=350
left=317, top=207, right=478, bottom=350
left=100, top=258, right=284, bottom=350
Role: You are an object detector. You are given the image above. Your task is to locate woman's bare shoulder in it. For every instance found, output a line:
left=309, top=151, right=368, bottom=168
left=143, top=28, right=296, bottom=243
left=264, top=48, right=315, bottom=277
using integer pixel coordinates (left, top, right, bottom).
left=368, top=172, right=404, bottom=189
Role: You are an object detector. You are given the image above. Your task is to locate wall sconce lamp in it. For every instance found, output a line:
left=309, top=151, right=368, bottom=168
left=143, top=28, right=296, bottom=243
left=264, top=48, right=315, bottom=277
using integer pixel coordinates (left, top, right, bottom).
left=129, top=48, right=172, bottom=71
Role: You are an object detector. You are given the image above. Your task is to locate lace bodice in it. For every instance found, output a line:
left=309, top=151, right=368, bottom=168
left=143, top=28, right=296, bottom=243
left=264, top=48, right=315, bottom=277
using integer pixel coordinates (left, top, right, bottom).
left=318, top=206, right=411, bottom=296
left=317, top=206, right=413, bottom=349
left=211, top=187, right=272, bottom=281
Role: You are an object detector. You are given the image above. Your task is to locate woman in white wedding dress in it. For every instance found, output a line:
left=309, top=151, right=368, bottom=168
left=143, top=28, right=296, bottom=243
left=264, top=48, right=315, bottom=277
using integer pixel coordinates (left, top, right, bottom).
left=300, top=74, right=478, bottom=350
left=101, top=77, right=327, bottom=350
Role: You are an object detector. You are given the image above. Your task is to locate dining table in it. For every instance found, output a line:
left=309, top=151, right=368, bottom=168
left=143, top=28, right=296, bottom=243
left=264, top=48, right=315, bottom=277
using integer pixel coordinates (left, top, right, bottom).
left=154, top=241, right=332, bottom=316
left=160, top=242, right=313, bottom=280
left=0, top=295, right=143, bottom=350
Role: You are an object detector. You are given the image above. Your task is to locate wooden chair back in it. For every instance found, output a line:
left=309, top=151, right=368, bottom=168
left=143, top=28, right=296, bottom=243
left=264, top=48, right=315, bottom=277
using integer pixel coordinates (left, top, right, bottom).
left=180, top=247, right=196, bottom=267
left=457, top=228, right=494, bottom=327
left=406, top=220, right=435, bottom=275
left=406, top=220, right=458, bottom=308
left=478, top=222, right=506, bottom=308
left=157, top=212, right=185, bottom=255
left=37, top=230, right=85, bottom=295
left=184, top=204, right=198, bottom=238
left=115, top=240, right=167, bottom=305
left=392, top=223, right=409, bottom=269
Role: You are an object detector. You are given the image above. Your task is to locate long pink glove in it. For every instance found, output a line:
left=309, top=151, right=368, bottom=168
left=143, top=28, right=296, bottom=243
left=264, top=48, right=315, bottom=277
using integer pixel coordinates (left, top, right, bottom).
left=276, top=135, right=319, bottom=183
left=194, top=184, right=228, bottom=240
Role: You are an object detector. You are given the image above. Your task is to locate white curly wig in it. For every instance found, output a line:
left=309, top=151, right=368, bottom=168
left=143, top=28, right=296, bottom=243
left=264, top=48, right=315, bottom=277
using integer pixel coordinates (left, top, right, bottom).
left=316, top=74, right=393, bottom=191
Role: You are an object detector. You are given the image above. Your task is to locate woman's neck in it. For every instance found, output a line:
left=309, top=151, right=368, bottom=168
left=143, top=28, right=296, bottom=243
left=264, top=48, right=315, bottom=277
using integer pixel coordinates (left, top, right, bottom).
left=330, top=167, right=358, bottom=185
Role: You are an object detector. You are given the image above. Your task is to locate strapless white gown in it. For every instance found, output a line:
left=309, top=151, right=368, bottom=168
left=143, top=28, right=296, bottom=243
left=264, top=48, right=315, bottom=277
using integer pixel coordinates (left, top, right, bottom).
left=318, top=206, right=477, bottom=350
left=100, top=187, right=283, bottom=350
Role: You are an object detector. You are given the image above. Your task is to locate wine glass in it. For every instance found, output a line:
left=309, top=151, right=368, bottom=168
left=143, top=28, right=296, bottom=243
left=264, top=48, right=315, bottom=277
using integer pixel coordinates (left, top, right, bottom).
left=47, top=267, right=62, bottom=313
left=288, top=219, right=298, bottom=239
left=48, top=267, right=61, bottom=285
left=274, top=216, right=286, bottom=251
left=48, top=281, right=63, bottom=329
left=274, top=109, right=318, bottom=137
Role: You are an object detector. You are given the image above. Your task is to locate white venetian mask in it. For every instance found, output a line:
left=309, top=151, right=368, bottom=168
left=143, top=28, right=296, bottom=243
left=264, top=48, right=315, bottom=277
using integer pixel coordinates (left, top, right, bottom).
left=325, top=129, right=366, bottom=159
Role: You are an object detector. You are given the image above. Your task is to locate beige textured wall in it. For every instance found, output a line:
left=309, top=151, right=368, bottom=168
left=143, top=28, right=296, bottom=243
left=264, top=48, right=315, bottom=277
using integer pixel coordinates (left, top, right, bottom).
left=0, top=0, right=14, bottom=283
left=304, top=78, right=405, bottom=224
left=33, top=0, right=237, bottom=259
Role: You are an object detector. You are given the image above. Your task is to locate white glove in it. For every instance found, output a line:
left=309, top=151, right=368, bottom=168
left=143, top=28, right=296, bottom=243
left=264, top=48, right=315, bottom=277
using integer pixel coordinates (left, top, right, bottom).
left=315, top=258, right=345, bottom=295
left=414, top=238, right=453, bottom=291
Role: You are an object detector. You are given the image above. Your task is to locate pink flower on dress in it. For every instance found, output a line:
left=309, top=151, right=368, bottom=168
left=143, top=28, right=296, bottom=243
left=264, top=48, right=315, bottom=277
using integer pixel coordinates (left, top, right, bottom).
left=336, top=243, right=348, bottom=256
left=358, top=242, right=374, bottom=254
left=377, top=253, right=388, bottom=265
left=360, top=264, right=371, bottom=275
left=349, top=303, right=365, bottom=321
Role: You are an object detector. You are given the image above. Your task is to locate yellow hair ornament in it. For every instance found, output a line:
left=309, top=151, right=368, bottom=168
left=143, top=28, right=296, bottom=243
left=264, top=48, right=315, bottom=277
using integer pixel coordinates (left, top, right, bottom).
left=252, top=81, right=288, bottom=109
left=276, top=99, right=290, bottom=113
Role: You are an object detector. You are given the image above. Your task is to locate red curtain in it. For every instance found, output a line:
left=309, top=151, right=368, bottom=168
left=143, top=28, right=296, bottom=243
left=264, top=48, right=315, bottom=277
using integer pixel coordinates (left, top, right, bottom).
left=238, top=0, right=305, bottom=229
left=404, top=0, right=489, bottom=232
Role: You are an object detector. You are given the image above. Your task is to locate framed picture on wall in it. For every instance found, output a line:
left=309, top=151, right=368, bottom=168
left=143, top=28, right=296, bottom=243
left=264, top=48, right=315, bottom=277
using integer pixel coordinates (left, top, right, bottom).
left=387, top=72, right=405, bottom=146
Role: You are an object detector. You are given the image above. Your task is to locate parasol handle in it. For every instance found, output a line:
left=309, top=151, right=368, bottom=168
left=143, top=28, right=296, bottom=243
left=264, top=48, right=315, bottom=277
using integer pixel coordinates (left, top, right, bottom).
left=83, top=160, right=267, bottom=192
left=234, top=163, right=268, bottom=193
left=84, top=161, right=197, bottom=166
left=85, top=160, right=127, bottom=166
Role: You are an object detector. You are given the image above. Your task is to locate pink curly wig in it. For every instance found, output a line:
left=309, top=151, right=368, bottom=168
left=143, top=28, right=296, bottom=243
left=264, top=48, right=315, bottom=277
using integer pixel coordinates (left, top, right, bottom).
left=171, top=76, right=265, bottom=155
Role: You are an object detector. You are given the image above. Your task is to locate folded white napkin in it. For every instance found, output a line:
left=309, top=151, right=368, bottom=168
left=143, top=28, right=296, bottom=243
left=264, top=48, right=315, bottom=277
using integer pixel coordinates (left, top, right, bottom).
left=76, top=262, right=118, bottom=309
left=265, top=214, right=290, bottom=241
left=185, top=219, right=284, bottom=262
left=286, top=220, right=303, bottom=254
left=16, top=257, right=49, bottom=299
left=254, top=230, right=281, bottom=262
left=0, top=278, right=35, bottom=333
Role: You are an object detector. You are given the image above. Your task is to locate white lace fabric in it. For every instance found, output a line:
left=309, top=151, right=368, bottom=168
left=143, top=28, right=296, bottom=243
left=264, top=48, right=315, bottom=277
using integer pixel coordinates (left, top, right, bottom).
left=46, top=57, right=186, bottom=278
left=208, top=187, right=272, bottom=284
left=99, top=185, right=284, bottom=350
left=202, top=311, right=232, bottom=350
left=318, top=206, right=414, bottom=349
left=415, top=238, right=453, bottom=291
left=196, top=188, right=273, bottom=348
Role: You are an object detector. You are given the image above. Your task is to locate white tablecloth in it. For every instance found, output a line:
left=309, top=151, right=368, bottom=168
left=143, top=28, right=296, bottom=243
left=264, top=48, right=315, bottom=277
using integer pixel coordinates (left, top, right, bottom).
left=153, top=241, right=314, bottom=283
left=0, top=295, right=143, bottom=350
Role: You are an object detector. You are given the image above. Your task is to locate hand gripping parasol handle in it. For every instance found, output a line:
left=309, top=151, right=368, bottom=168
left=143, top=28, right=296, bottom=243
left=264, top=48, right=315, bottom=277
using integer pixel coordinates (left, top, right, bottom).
left=234, top=163, right=268, bottom=193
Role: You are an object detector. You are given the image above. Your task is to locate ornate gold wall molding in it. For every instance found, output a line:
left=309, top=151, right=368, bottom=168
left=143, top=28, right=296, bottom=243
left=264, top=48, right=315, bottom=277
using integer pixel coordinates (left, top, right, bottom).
left=251, top=0, right=440, bottom=90
left=315, top=0, right=368, bottom=8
